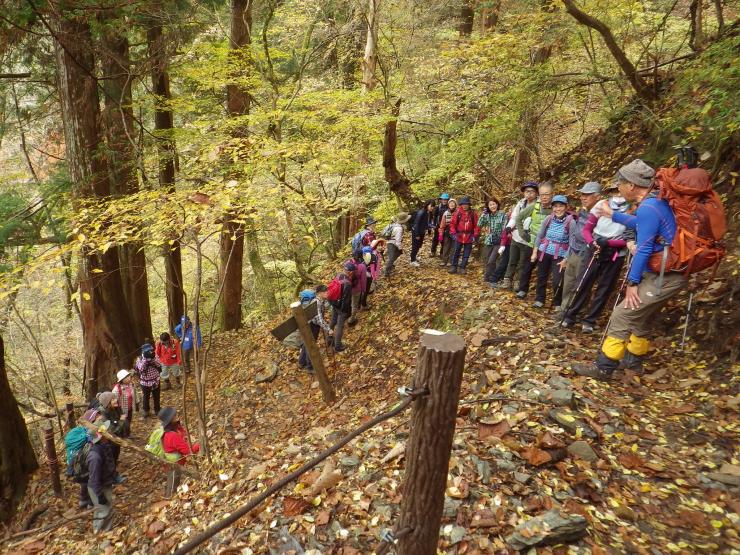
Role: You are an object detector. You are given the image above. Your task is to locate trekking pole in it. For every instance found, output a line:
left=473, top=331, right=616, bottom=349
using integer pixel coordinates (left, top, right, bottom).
left=680, top=292, right=694, bottom=350
left=558, top=249, right=599, bottom=325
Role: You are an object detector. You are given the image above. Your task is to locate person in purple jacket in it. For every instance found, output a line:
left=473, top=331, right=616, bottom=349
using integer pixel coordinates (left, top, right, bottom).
left=572, top=159, right=683, bottom=381
left=347, top=249, right=367, bottom=325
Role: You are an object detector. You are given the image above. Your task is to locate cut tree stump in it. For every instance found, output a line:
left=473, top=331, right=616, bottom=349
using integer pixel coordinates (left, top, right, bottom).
left=290, top=302, right=335, bottom=403
left=396, top=330, right=466, bottom=554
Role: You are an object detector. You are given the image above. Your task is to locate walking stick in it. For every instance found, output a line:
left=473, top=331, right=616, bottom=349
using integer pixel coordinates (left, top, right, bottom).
left=558, top=249, right=599, bottom=325
left=680, top=292, right=694, bottom=350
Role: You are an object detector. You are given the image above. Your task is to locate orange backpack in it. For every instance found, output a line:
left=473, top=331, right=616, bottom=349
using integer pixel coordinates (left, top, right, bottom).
left=647, top=167, right=726, bottom=275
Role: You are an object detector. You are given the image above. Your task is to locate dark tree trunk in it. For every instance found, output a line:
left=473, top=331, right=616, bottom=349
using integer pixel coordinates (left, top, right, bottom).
left=52, top=6, right=138, bottom=398
left=383, top=99, right=418, bottom=207
left=481, top=0, right=501, bottom=31
left=563, top=0, right=656, bottom=101
left=100, top=20, right=153, bottom=344
left=0, top=335, right=38, bottom=522
left=219, top=0, right=253, bottom=331
left=147, top=19, right=184, bottom=332
left=459, top=0, right=475, bottom=37
left=714, top=0, right=725, bottom=36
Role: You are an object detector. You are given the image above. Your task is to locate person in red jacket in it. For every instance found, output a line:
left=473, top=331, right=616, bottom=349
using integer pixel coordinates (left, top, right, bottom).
left=448, top=196, right=479, bottom=275
left=155, top=332, right=181, bottom=390
left=158, top=407, right=200, bottom=466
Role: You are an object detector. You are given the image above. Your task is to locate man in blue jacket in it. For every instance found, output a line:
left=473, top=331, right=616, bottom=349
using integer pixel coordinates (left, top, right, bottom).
left=572, top=159, right=686, bottom=381
left=86, top=420, right=117, bottom=533
left=175, top=315, right=202, bottom=374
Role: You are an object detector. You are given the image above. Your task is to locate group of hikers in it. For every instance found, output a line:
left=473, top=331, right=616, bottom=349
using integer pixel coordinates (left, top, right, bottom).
left=297, top=149, right=725, bottom=385
left=63, top=316, right=203, bottom=533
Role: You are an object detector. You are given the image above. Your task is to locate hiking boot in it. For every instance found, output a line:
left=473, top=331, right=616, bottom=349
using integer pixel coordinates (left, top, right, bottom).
left=458, top=268, right=467, bottom=275
left=448, top=267, right=458, bottom=274
left=581, top=323, right=594, bottom=333
left=163, top=379, right=172, bottom=390
left=79, top=500, right=93, bottom=509
left=439, top=261, right=448, bottom=267
left=410, top=261, right=420, bottom=267
left=620, top=352, right=645, bottom=374
left=334, top=345, right=346, bottom=353
left=495, top=278, right=511, bottom=289
left=143, top=411, right=151, bottom=419
left=560, top=319, right=575, bottom=329
left=114, top=473, right=127, bottom=485
left=533, top=301, right=544, bottom=308
left=515, top=290, right=526, bottom=299
left=572, top=362, right=613, bottom=382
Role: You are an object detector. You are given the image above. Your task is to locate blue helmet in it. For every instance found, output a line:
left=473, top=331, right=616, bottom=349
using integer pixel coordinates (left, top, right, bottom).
left=439, top=193, right=450, bottom=200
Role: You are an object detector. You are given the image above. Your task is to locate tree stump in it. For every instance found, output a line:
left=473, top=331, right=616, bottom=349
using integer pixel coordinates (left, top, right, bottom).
left=397, top=330, right=466, bottom=554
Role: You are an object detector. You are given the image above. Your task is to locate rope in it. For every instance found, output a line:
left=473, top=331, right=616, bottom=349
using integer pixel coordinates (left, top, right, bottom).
left=172, top=387, right=428, bottom=555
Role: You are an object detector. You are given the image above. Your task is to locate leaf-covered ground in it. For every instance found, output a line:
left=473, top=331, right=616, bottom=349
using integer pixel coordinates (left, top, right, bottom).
left=6, top=245, right=739, bottom=555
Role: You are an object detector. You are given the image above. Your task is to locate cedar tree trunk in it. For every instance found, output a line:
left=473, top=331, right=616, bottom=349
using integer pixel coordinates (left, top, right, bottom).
left=383, top=99, right=418, bottom=207
left=459, top=0, right=475, bottom=36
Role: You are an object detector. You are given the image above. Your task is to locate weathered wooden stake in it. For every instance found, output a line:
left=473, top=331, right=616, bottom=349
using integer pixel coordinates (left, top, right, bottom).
left=43, top=420, right=62, bottom=497
left=397, top=330, right=466, bottom=554
left=65, top=401, right=76, bottom=431
left=290, top=301, right=335, bottom=403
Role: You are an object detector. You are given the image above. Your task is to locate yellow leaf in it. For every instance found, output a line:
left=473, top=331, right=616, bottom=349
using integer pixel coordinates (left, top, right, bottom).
left=711, top=520, right=723, bottom=529
left=560, top=414, right=576, bottom=423
left=82, top=292, right=91, bottom=301
left=92, top=268, right=104, bottom=273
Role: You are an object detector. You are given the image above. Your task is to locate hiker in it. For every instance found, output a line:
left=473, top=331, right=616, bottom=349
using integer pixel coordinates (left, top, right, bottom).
left=158, top=407, right=200, bottom=465
left=430, top=193, right=450, bottom=257
left=351, top=217, right=378, bottom=252
left=558, top=182, right=603, bottom=314
left=155, top=332, right=181, bottom=389
left=437, top=198, right=457, bottom=267
left=86, top=420, right=117, bottom=533
left=112, top=370, right=135, bottom=437
left=562, top=184, right=633, bottom=332
left=175, top=315, right=202, bottom=374
left=330, top=262, right=354, bottom=352
left=298, top=286, right=332, bottom=373
left=497, top=182, right=538, bottom=289
left=572, top=159, right=682, bottom=380
left=384, top=213, right=410, bottom=277
left=488, top=208, right=513, bottom=287
left=448, top=196, right=479, bottom=274
left=360, top=245, right=379, bottom=308
left=514, top=181, right=553, bottom=298
left=479, top=198, right=508, bottom=284
left=134, top=343, right=161, bottom=418
left=96, top=392, right=126, bottom=473
left=410, top=200, right=436, bottom=267
left=83, top=397, right=102, bottom=423
left=347, top=249, right=367, bottom=325
left=531, top=195, right=571, bottom=309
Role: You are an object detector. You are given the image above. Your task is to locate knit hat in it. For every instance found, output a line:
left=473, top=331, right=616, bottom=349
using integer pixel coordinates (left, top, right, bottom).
left=344, top=261, right=357, bottom=272
left=394, top=212, right=411, bottom=224
left=551, top=194, right=568, bottom=205
left=577, top=181, right=602, bottom=194
left=520, top=181, right=539, bottom=192
left=158, top=407, right=177, bottom=428
left=116, top=369, right=130, bottom=383
left=458, top=196, right=471, bottom=206
left=96, top=391, right=115, bottom=409
left=615, top=159, right=655, bottom=188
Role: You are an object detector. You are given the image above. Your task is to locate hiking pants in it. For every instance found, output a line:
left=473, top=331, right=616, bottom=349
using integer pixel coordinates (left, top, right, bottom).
left=483, top=243, right=502, bottom=283
left=516, top=245, right=535, bottom=293
left=410, top=235, right=424, bottom=262
left=505, top=241, right=528, bottom=280
left=182, top=350, right=192, bottom=374
left=430, top=228, right=440, bottom=255
left=564, top=251, right=625, bottom=326
left=348, top=293, right=361, bottom=323
left=535, top=252, right=564, bottom=306
left=141, top=384, right=160, bottom=415
left=560, top=250, right=587, bottom=309
left=451, top=241, right=473, bottom=270
left=88, top=485, right=114, bottom=533
left=491, top=245, right=510, bottom=283
left=160, top=364, right=181, bottom=380
left=480, top=244, right=493, bottom=265
left=360, top=276, right=372, bottom=307
left=385, top=243, right=401, bottom=276
left=298, top=322, right=320, bottom=370
left=596, top=272, right=686, bottom=372
left=440, top=234, right=454, bottom=264
left=331, top=308, right=349, bottom=349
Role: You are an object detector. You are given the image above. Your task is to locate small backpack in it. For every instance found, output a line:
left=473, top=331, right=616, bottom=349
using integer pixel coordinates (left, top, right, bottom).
left=406, top=213, right=417, bottom=232
left=647, top=167, right=726, bottom=275
left=380, top=223, right=394, bottom=239
left=65, top=426, right=89, bottom=467
left=351, top=230, right=369, bottom=251
left=299, top=289, right=316, bottom=305
left=326, top=277, right=343, bottom=303
left=145, top=426, right=181, bottom=462
left=71, top=442, right=92, bottom=483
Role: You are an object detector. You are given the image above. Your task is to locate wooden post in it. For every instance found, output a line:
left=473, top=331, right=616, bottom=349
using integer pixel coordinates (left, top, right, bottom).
left=290, top=302, right=335, bottom=403
left=65, top=402, right=76, bottom=431
left=396, top=330, right=466, bottom=554
left=43, top=420, right=62, bottom=497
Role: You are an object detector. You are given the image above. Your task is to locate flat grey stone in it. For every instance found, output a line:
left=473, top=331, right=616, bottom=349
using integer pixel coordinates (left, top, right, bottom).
left=705, top=472, right=740, bottom=487
left=567, top=441, right=598, bottom=462
left=514, top=471, right=531, bottom=484
left=506, top=509, right=588, bottom=549
left=539, top=388, right=574, bottom=406
left=340, top=455, right=360, bottom=467
left=547, top=375, right=573, bottom=390
left=495, top=458, right=517, bottom=472
left=255, top=363, right=279, bottom=384
left=443, top=497, right=462, bottom=518
left=548, top=409, right=597, bottom=439
left=449, top=525, right=467, bottom=545
left=471, top=455, right=492, bottom=484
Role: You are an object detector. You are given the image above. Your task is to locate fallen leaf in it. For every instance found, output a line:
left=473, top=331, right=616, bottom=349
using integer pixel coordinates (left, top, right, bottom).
left=521, top=446, right=552, bottom=466
left=478, top=420, right=511, bottom=440
left=283, top=496, right=311, bottom=517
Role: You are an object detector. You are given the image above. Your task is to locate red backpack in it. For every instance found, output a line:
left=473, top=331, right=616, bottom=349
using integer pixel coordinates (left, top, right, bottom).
left=326, top=276, right=343, bottom=302
left=647, top=167, right=726, bottom=275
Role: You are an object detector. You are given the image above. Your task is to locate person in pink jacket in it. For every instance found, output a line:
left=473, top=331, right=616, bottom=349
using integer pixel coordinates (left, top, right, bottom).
left=346, top=250, right=367, bottom=325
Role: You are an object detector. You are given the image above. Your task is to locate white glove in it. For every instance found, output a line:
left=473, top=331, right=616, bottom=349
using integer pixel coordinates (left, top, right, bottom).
left=498, top=246, right=505, bottom=255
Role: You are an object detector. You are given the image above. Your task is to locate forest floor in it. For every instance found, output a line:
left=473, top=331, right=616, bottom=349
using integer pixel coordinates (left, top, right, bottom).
left=4, top=244, right=739, bottom=555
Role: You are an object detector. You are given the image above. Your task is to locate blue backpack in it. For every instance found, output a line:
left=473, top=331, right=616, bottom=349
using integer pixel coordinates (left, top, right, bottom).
left=351, top=230, right=369, bottom=251
left=299, top=289, right=316, bottom=305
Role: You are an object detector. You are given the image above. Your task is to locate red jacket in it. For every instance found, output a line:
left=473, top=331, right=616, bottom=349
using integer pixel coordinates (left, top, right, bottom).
left=163, top=425, right=200, bottom=466
left=156, top=339, right=181, bottom=366
left=449, top=209, right=479, bottom=244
